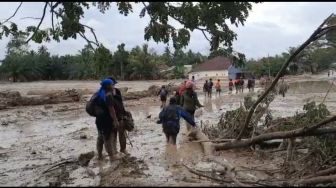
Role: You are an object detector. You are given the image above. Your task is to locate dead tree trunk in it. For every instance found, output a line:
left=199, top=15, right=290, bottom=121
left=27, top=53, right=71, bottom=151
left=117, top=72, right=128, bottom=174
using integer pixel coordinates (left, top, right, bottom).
left=214, top=117, right=336, bottom=151
left=188, top=127, right=214, bottom=155
left=237, top=13, right=336, bottom=140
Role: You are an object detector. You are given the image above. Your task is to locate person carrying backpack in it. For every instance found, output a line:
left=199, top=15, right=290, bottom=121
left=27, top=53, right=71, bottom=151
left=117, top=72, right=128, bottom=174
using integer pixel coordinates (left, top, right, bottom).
left=107, top=76, right=133, bottom=156
left=157, top=85, right=169, bottom=108
left=157, top=97, right=196, bottom=145
left=181, top=81, right=204, bottom=131
left=87, top=79, right=124, bottom=162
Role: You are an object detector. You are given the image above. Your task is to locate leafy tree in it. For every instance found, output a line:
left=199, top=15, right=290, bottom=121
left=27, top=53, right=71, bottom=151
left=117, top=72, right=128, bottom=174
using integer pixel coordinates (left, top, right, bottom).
left=128, top=44, right=159, bottom=79
left=0, top=2, right=258, bottom=52
left=113, top=43, right=129, bottom=79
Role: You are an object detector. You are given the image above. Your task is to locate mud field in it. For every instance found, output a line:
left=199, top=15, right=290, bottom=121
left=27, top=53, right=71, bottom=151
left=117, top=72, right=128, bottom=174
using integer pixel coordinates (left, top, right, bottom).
left=1, top=73, right=336, bottom=186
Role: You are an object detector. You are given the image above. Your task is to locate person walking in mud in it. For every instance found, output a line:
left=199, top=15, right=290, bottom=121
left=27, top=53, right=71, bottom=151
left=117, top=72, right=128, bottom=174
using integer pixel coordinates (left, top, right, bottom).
left=228, top=79, right=234, bottom=94
left=180, top=81, right=204, bottom=131
left=94, top=79, right=124, bottom=162
left=207, top=78, right=214, bottom=98
left=107, top=77, right=130, bottom=156
left=278, top=77, right=289, bottom=98
left=247, top=77, right=254, bottom=92
left=215, top=79, right=221, bottom=97
left=157, top=85, right=169, bottom=108
left=234, top=79, right=240, bottom=94
left=203, top=80, right=209, bottom=98
left=157, top=97, right=196, bottom=145
left=240, top=77, right=245, bottom=93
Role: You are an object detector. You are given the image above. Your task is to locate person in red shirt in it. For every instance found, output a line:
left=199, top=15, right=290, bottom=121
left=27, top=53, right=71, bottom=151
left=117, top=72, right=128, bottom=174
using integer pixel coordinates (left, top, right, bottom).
left=178, top=80, right=187, bottom=96
left=228, top=79, right=233, bottom=94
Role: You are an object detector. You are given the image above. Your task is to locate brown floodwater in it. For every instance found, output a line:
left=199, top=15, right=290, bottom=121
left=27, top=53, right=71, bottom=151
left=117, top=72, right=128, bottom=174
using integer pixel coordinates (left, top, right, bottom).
left=1, top=74, right=336, bottom=186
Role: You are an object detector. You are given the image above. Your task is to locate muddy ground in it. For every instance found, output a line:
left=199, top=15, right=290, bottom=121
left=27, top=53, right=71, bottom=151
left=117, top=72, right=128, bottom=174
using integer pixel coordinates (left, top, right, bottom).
left=1, top=73, right=336, bottom=186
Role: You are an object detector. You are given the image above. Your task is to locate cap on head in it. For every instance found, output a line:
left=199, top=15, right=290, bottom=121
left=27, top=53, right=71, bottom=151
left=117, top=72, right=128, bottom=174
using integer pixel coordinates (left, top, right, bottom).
left=107, top=76, right=118, bottom=85
left=101, top=79, right=114, bottom=88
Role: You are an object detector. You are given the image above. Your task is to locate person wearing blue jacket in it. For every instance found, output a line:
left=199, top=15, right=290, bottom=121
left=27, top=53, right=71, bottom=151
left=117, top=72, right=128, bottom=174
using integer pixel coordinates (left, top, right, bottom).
left=157, top=97, right=196, bottom=145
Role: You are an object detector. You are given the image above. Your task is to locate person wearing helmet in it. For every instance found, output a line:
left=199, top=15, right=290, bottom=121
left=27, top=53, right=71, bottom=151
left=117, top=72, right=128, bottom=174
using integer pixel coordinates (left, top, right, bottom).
left=180, top=80, right=204, bottom=131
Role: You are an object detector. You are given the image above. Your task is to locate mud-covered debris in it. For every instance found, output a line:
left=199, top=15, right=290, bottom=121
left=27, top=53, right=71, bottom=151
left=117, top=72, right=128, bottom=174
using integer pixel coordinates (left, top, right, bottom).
left=78, top=151, right=95, bottom=167
left=49, top=181, right=61, bottom=187
left=44, top=105, right=53, bottom=109
left=80, top=134, right=88, bottom=139
left=1, top=121, right=8, bottom=126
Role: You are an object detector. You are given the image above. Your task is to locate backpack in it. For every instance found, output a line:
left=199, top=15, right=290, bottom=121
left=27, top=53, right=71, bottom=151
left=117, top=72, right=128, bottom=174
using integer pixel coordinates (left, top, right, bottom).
left=86, top=93, right=104, bottom=117
left=122, top=111, right=135, bottom=131
left=160, top=89, right=168, bottom=97
left=163, top=105, right=179, bottom=123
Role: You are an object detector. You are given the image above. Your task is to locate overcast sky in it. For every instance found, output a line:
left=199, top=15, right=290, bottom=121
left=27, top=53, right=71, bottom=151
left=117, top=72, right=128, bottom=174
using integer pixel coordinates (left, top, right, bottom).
left=0, top=2, right=335, bottom=60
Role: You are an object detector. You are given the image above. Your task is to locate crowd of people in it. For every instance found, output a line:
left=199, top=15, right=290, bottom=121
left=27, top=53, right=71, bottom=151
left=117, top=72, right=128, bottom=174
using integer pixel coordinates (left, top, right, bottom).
left=202, top=77, right=256, bottom=96
left=87, top=75, right=260, bottom=163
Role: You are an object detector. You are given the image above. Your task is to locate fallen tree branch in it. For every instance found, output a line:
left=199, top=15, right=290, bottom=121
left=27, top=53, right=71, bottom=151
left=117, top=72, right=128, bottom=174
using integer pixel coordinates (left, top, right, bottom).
left=295, top=174, right=336, bottom=186
left=214, top=120, right=336, bottom=150
left=182, top=163, right=264, bottom=186
left=237, top=13, right=336, bottom=140
left=303, top=166, right=336, bottom=179
left=42, top=159, right=77, bottom=174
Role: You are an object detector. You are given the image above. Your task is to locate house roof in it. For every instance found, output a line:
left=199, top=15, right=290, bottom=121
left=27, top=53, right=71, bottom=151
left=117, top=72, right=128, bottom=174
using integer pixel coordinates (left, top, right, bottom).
left=190, top=56, right=232, bottom=72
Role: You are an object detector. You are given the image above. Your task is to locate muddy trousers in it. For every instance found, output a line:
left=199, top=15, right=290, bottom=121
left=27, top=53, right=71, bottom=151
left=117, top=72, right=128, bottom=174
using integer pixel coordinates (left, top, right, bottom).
left=97, top=131, right=118, bottom=158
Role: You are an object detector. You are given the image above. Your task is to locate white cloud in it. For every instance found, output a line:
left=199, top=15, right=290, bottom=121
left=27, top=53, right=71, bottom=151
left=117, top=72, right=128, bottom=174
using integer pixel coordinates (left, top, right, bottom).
left=0, top=2, right=335, bottom=60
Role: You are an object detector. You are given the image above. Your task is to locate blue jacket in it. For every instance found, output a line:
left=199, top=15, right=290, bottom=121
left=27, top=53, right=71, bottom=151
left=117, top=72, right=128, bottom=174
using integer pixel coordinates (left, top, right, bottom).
left=157, top=104, right=196, bottom=128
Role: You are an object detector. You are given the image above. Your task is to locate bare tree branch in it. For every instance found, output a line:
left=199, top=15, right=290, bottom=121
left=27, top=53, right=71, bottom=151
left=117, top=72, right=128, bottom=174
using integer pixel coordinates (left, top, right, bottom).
left=49, top=2, right=55, bottom=32
left=201, top=30, right=211, bottom=42
left=78, top=32, right=98, bottom=47
left=215, top=116, right=336, bottom=150
left=80, top=24, right=99, bottom=45
left=48, top=4, right=99, bottom=47
left=2, top=2, right=23, bottom=24
left=20, top=17, right=41, bottom=20
left=236, top=13, right=336, bottom=140
left=25, top=2, right=48, bottom=43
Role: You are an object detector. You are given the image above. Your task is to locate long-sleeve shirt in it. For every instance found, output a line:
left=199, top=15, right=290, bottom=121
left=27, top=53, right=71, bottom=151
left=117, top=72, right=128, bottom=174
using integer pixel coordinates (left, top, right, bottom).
left=181, top=91, right=202, bottom=112
left=158, top=104, right=196, bottom=128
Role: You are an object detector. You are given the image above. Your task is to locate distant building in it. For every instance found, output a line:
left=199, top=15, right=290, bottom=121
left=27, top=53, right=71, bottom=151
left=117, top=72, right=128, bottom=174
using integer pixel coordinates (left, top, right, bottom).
left=188, top=56, right=244, bottom=80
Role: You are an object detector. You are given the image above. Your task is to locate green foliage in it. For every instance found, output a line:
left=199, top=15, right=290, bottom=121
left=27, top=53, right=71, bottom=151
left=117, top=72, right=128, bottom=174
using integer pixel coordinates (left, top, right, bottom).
left=0, top=31, right=210, bottom=81
left=0, top=2, right=257, bottom=52
left=246, top=54, right=289, bottom=77
left=277, top=102, right=330, bottom=132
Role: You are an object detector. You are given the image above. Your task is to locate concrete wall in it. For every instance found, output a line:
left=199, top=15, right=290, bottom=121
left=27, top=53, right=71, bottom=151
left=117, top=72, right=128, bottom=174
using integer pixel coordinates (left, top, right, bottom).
left=188, top=70, right=228, bottom=80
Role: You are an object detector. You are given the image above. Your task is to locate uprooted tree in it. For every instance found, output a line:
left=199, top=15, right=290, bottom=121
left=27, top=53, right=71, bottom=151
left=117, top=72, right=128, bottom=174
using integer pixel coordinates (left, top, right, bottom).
left=189, top=14, right=336, bottom=186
